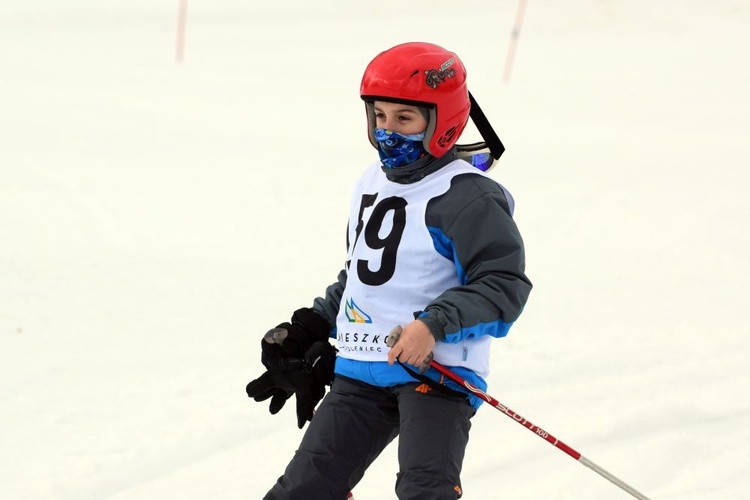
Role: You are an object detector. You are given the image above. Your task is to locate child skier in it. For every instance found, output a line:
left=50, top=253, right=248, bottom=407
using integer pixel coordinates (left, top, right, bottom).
left=246, top=41, right=532, bottom=500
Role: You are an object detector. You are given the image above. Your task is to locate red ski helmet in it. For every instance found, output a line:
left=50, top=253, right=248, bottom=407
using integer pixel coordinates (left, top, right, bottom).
left=360, top=42, right=471, bottom=158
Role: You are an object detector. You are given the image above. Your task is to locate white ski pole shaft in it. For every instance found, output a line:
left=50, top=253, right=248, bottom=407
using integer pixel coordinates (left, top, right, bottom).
left=578, top=455, right=650, bottom=500
left=430, top=360, right=651, bottom=500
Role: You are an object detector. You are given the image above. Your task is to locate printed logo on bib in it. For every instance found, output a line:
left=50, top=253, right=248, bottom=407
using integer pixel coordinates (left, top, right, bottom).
left=336, top=329, right=387, bottom=353
left=339, top=298, right=384, bottom=353
left=344, top=298, right=372, bottom=323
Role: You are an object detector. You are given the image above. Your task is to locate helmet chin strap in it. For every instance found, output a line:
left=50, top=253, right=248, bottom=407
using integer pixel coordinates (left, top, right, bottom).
left=462, top=91, right=505, bottom=159
left=455, top=91, right=505, bottom=173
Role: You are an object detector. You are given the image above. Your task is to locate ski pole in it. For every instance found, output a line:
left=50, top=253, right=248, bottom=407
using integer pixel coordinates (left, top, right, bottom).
left=429, top=360, right=651, bottom=500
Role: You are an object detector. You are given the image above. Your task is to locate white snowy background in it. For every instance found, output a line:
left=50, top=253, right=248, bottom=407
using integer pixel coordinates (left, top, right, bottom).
left=1, top=0, right=748, bottom=498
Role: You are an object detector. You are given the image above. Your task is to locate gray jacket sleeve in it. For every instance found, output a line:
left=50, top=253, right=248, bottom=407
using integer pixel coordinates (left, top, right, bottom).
left=312, top=268, right=347, bottom=334
left=418, top=173, right=532, bottom=342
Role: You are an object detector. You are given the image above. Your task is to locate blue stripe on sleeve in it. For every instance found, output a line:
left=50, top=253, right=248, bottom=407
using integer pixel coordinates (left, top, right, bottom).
left=427, top=225, right=467, bottom=285
left=444, top=319, right=514, bottom=343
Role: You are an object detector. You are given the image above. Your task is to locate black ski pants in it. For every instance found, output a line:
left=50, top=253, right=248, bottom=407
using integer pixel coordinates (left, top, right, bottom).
left=264, top=375, right=475, bottom=500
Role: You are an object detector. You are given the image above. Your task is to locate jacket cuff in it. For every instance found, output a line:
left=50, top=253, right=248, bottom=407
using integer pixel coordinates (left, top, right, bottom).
left=415, top=310, right=446, bottom=342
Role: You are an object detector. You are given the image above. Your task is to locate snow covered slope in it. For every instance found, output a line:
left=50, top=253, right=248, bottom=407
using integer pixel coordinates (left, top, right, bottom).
left=1, top=1, right=748, bottom=498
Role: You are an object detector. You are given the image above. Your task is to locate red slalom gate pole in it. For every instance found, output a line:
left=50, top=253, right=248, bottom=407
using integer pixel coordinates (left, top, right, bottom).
left=429, top=360, right=651, bottom=500
left=176, top=0, right=188, bottom=63
left=502, top=0, right=528, bottom=82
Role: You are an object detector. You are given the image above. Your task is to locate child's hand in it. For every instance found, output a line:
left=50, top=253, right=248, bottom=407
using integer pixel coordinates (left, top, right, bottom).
left=386, top=320, right=436, bottom=368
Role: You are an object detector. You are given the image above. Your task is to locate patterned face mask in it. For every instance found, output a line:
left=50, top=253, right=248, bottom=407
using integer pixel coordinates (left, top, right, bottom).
left=374, top=128, right=426, bottom=168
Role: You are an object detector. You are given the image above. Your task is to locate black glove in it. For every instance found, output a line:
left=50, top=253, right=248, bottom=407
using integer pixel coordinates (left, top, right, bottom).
left=260, top=308, right=331, bottom=372
left=246, top=308, right=336, bottom=429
